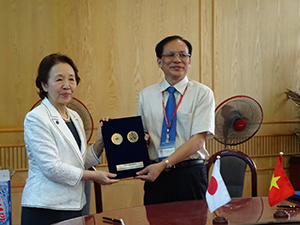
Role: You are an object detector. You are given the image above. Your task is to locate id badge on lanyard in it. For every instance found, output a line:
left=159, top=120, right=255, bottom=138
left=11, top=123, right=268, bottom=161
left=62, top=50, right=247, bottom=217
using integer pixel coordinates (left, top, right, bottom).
left=158, top=141, right=175, bottom=162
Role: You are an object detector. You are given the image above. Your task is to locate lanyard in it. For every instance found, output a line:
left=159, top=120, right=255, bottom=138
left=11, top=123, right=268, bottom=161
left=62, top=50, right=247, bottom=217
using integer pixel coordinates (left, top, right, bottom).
left=162, top=85, right=188, bottom=132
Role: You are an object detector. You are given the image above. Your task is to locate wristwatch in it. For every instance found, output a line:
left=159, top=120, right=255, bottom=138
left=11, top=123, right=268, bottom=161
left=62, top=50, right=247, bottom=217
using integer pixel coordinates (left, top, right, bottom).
left=164, top=159, right=172, bottom=172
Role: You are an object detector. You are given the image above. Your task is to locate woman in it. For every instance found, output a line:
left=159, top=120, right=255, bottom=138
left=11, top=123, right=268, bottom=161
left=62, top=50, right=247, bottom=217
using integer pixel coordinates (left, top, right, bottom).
left=21, top=53, right=119, bottom=225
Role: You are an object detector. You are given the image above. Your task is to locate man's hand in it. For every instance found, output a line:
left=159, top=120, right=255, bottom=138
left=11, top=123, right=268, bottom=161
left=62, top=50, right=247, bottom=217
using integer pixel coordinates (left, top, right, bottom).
left=135, top=161, right=165, bottom=182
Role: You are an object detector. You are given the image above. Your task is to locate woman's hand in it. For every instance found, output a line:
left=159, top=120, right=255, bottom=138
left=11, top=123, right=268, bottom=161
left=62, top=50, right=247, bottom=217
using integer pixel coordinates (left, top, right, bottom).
left=82, top=169, right=119, bottom=185
left=93, top=170, right=119, bottom=185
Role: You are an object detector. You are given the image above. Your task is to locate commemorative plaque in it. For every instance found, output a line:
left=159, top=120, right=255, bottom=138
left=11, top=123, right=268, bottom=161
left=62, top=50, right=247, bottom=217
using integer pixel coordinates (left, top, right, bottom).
left=102, top=116, right=150, bottom=179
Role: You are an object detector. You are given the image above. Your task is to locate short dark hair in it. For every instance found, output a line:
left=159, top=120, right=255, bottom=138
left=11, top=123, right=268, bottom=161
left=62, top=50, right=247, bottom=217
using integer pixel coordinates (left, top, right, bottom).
left=36, top=53, right=80, bottom=99
left=155, top=35, right=192, bottom=59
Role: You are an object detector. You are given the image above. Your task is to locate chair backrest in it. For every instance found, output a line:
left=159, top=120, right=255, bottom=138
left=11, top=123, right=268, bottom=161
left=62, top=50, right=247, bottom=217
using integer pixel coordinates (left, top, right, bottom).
left=94, top=181, right=103, bottom=213
left=205, top=149, right=257, bottom=197
left=82, top=180, right=92, bottom=215
left=90, top=166, right=103, bottom=213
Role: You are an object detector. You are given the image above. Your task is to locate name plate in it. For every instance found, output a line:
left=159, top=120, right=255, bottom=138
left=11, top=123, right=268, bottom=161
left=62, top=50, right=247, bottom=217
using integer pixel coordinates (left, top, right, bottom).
left=102, top=116, right=150, bottom=179
left=116, top=161, right=144, bottom=171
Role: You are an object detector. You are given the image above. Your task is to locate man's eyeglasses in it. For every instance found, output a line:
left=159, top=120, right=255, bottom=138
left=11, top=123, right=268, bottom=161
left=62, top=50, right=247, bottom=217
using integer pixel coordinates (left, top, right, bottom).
left=161, top=52, right=191, bottom=59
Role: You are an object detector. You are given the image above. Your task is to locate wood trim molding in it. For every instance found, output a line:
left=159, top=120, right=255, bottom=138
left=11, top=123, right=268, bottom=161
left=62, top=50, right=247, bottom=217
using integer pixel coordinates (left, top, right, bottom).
left=1, top=120, right=299, bottom=133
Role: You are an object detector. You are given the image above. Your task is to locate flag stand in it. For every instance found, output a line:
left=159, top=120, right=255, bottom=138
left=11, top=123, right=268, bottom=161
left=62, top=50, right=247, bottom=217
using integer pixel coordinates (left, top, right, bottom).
left=274, top=208, right=290, bottom=220
left=213, top=207, right=228, bottom=224
left=274, top=201, right=290, bottom=220
left=213, top=216, right=228, bottom=225
left=268, top=152, right=295, bottom=221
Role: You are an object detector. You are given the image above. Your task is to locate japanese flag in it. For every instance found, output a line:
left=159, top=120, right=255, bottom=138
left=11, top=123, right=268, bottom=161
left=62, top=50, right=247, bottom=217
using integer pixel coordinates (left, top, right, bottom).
left=206, top=158, right=231, bottom=213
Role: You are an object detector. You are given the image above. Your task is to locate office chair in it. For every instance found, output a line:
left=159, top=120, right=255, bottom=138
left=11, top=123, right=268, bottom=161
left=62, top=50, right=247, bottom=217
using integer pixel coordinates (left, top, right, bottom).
left=206, top=149, right=257, bottom=197
left=90, top=166, right=103, bottom=213
left=82, top=180, right=92, bottom=215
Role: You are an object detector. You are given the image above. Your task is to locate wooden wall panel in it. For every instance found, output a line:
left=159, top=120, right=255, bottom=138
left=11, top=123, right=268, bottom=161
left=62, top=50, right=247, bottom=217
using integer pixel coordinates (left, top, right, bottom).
left=0, top=0, right=200, bottom=146
left=79, top=0, right=200, bottom=120
left=200, top=0, right=214, bottom=87
left=210, top=0, right=300, bottom=135
left=1, top=134, right=299, bottom=171
left=0, top=2, right=200, bottom=223
left=2, top=0, right=300, bottom=224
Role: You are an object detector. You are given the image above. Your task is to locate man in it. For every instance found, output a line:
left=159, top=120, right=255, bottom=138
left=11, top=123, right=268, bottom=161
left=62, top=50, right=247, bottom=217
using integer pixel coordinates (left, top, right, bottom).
left=135, top=35, right=215, bottom=205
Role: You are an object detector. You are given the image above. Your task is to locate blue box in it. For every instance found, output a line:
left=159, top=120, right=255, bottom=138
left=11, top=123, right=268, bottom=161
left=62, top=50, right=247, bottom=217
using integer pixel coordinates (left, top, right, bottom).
left=0, top=170, right=12, bottom=225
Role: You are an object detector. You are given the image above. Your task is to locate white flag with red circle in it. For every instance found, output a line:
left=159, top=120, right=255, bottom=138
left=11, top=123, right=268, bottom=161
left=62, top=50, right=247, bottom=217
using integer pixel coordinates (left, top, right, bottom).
left=206, top=158, right=231, bottom=213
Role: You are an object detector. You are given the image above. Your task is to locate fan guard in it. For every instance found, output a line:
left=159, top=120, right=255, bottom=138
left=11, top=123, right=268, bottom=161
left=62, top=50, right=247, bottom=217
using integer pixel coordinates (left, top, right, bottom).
left=30, top=97, right=94, bottom=142
left=215, top=95, right=263, bottom=147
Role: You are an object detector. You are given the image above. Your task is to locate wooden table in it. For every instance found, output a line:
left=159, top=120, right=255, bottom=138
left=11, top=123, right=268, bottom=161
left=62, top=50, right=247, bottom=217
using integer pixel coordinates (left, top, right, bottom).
left=54, top=197, right=300, bottom=225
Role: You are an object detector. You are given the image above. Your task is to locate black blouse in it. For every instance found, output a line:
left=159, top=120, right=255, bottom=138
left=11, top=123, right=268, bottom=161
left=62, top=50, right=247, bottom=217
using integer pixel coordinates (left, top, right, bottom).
left=66, top=120, right=81, bottom=150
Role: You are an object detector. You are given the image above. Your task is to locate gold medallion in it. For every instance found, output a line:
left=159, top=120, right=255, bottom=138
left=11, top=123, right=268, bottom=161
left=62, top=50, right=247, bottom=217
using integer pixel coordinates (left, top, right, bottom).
left=111, top=133, right=123, bottom=145
left=127, top=131, right=139, bottom=143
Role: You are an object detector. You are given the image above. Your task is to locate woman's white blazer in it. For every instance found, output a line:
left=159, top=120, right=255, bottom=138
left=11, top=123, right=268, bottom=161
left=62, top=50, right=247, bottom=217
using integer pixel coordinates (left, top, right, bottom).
left=21, top=98, right=101, bottom=210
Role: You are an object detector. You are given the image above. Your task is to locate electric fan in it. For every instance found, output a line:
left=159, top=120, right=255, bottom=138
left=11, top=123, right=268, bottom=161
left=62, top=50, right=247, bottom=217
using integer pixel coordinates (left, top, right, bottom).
left=215, top=95, right=263, bottom=148
left=30, top=97, right=94, bottom=142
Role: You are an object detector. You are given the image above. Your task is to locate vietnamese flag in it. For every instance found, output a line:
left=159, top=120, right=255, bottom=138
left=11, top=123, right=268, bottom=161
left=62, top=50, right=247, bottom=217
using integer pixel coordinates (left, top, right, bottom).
left=268, top=155, right=295, bottom=207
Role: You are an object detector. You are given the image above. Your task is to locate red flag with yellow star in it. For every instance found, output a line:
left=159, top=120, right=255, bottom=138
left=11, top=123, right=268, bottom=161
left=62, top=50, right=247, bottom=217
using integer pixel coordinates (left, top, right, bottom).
left=268, top=155, right=295, bottom=206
